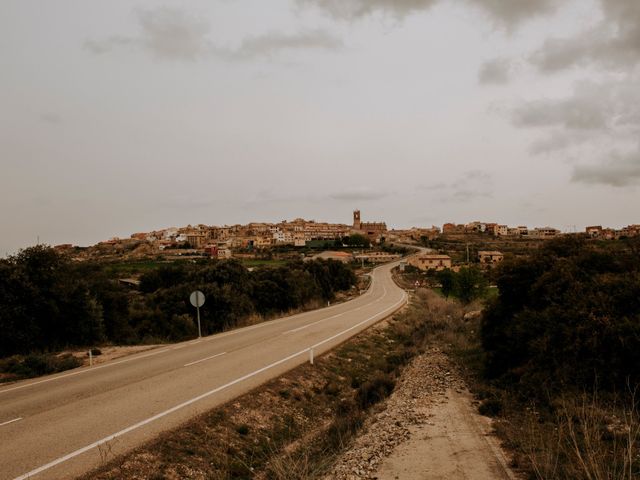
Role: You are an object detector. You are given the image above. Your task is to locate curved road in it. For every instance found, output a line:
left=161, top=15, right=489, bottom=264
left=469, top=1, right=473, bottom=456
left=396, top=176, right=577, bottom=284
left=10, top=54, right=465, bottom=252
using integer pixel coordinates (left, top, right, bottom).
left=0, top=260, right=406, bottom=480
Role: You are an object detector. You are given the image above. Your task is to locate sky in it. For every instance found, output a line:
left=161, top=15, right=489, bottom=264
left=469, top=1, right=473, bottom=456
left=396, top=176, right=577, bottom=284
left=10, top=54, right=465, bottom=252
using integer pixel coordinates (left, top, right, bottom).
left=1, top=0, right=639, bottom=254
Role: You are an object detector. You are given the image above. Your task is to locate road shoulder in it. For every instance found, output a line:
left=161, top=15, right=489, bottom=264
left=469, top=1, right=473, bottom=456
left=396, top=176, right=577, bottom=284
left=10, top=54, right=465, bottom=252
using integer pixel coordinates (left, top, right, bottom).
left=327, top=347, right=518, bottom=480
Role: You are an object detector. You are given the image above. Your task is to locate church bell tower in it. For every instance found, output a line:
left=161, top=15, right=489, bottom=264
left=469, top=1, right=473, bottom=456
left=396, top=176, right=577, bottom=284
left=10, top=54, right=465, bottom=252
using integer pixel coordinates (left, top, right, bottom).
left=353, top=210, right=361, bottom=230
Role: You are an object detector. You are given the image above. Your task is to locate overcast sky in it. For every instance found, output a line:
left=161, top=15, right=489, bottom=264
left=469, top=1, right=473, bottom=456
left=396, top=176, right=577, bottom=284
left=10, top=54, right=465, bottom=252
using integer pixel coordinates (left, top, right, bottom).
left=1, top=0, right=639, bottom=254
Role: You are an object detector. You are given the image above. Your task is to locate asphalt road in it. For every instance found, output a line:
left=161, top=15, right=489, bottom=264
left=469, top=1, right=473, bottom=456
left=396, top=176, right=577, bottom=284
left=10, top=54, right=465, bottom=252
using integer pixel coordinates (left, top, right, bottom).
left=0, top=261, right=406, bottom=480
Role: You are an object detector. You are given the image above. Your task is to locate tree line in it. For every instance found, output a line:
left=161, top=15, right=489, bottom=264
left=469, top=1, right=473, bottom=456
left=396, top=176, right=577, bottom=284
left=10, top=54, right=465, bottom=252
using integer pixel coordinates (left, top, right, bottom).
left=481, top=236, right=640, bottom=396
left=0, top=246, right=357, bottom=357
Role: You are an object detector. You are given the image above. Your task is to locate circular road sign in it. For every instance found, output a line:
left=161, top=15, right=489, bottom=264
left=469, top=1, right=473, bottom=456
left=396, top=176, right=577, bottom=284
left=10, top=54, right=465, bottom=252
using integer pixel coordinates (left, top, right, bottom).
left=190, top=290, right=205, bottom=308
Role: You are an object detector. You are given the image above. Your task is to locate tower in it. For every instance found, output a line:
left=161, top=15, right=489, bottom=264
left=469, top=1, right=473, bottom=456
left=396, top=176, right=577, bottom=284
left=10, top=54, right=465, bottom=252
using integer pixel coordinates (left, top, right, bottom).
left=353, top=210, right=361, bottom=230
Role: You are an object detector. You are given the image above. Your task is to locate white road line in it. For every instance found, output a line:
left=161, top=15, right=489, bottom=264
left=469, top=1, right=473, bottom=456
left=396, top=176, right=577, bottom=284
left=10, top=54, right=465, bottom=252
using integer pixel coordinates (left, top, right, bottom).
left=283, top=313, right=344, bottom=334
left=0, top=348, right=171, bottom=396
left=0, top=417, right=22, bottom=427
left=0, top=266, right=386, bottom=397
left=183, top=352, right=226, bottom=367
left=12, top=287, right=406, bottom=480
left=282, top=286, right=388, bottom=335
left=311, top=291, right=406, bottom=351
left=200, top=279, right=378, bottom=342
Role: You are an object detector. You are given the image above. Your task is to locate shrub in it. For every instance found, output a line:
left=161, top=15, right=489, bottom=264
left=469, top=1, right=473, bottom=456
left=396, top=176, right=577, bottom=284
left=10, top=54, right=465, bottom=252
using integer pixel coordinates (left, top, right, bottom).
left=356, top=373, right=396, bottom=409
left=481, top=236, right=640, bottom=397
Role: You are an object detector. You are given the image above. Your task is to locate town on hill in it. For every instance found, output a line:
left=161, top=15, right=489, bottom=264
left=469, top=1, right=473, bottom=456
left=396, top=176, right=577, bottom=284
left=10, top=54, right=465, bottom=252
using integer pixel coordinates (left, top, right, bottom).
left=51, top=209, right=640, bottom=263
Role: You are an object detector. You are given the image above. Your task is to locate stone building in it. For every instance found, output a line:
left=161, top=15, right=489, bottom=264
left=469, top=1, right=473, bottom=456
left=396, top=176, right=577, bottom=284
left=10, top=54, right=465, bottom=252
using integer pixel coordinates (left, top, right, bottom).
left=352, top=210, right=387, bottom=237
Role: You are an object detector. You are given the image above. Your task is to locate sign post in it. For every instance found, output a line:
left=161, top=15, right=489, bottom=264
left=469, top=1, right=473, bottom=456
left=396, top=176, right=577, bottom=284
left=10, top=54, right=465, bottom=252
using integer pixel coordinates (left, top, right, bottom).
left=189, top=290, right=206, bottom=338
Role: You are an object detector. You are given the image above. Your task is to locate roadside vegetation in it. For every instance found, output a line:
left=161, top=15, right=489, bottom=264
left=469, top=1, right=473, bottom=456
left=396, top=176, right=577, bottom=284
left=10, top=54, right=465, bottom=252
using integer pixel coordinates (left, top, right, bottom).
left=0, top=245, right=357, bottom=381
left=429, top=236, right=640, bottom=480
left=478, top=236, right=640, bottom=479
left=80, top=288, right=471, bottom=480
left=395, top=236, right=640, bottom=479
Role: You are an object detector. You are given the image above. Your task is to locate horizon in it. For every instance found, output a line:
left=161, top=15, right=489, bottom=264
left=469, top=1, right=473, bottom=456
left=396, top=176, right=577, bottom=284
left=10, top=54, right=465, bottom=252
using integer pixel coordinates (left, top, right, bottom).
left=6, top=211, right=636, bottom=255
left=2, top=0, right=638, bottom=255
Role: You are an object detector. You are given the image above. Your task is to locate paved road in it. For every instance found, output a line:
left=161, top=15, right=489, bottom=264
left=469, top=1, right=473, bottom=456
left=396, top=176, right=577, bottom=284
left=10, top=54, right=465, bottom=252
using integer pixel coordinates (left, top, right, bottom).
left=0, top=261, right=406, bottom=480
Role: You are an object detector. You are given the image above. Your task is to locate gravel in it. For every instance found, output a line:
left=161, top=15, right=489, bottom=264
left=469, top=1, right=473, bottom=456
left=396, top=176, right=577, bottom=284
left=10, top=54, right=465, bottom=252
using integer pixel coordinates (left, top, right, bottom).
left=326, top=347, right=466, bottom=480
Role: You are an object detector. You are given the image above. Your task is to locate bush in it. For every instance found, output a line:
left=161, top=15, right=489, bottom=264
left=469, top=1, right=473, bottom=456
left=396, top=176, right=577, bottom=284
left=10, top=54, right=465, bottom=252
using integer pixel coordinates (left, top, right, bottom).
left=1, top=353, right=83, bottom=381
left=356, top=373, right=396, bottom=409
left=481, top=237, right=640, bottom=396
left=235, top=424, right=250, bottom=435
left=478, top=398, right=503, bottom=417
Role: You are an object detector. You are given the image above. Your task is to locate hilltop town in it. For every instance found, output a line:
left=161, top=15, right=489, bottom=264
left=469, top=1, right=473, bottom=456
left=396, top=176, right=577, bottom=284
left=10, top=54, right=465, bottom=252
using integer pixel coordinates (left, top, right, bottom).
left=51, top=211, right=640, bottom=273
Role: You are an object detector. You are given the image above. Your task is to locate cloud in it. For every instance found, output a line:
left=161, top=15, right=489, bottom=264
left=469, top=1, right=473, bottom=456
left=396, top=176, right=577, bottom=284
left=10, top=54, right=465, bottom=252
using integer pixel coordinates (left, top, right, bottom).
left=572, top=147, right=640, bottom=187
left=418, top=170, right=493, bottom=202
left=330, top=188, right=389, bottom=202
left=462, top=170, right=492, bottom=183
left=85, top=8, right=211, bottom=60
left=225, top=30, right=343, bottom=60
left=85, top=7, right=342, bottom=61
left=478, top=58, right=512, bottom=85
left=529, top=130, right=594, bottom=154
left=297, top=0, right=559, bottom=27
left=449, top=189, right=492, bottom=201
left=530, top=0, right=640, bottom=72
left=512, top=97, right=608, bottom=131
left=295, top=0, right=438, bottom=21
left=467, top=0, right=561, bottom=28
left=510, top=78, right=640, bottom=154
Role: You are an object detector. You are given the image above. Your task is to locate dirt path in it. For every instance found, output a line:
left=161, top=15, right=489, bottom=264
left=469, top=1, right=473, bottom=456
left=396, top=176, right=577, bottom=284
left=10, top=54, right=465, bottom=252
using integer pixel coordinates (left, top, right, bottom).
left=326, top=347, right=517, bottom=480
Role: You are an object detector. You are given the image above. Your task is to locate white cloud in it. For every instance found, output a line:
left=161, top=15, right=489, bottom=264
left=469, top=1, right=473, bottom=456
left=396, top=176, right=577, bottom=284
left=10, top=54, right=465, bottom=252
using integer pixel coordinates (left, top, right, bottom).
left=330, top=188, right=390, bottom=202
left=85, top=7, right=342, bottom=61
left=478, top=58, right=512, bottom=85
left=224, top=29, right=343, bottom=60
left=572, top=147, right=640, bottom=187
left=297, top=0, right=560, bottom=27
left=531, top=0, right=640, bottom=72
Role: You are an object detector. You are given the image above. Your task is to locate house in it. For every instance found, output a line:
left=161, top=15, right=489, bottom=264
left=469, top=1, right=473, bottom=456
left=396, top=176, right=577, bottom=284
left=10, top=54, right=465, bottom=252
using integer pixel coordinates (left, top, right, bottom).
left=531, top=227, right=560, bottom=238
left=354, top=251, right=402, bottom=264
left=186, top=234, right=207, bottom=248
left=478, top=251, right=504, bottom=265
left=586, top=226, right=603, bottom=238
left=407, top=254, right=452, bottom=271
left=442, top=223, right=456, bottom=234
left=493, top=225, right=508, bottom=236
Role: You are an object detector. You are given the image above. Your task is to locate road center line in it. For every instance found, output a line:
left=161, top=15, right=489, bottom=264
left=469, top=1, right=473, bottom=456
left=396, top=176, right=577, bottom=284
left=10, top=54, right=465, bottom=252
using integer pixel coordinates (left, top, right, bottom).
left=12, top=285, right=406, bottom=480
left=0, top=417, right=22, bottom=427
left=282, top=286, right=388, bottom=336
left=0, top=268, right=382, bottom=397
left=283, top=313, right=344, bottom=334
left=183, top=352, right=226, bottom=367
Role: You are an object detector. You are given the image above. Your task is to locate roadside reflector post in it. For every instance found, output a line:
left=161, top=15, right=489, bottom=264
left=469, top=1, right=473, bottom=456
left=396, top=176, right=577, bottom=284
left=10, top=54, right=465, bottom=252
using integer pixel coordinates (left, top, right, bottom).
left=89, top=350, right=93, bottom=367
left=309, top=348, right=314, bottom=365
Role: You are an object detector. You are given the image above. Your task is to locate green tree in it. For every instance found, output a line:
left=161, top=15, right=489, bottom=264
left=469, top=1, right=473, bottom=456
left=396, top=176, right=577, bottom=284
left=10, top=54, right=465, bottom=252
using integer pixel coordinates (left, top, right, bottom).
left=437, top=269, right=455, bottom=298
left=454, top=266, right=486, bottom=304
left=344, top=234, right=371, bottom=248
left=481, top=236, right=640, bottom=395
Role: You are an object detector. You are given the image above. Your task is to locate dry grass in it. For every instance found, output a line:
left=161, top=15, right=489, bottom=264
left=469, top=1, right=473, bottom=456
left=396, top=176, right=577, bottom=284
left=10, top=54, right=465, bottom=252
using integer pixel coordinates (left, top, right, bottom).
left=81, top=290, right=439, bottom=480
left=414, top=286, right=640, bottom=480
left=518, top=390, right=640, bottom=480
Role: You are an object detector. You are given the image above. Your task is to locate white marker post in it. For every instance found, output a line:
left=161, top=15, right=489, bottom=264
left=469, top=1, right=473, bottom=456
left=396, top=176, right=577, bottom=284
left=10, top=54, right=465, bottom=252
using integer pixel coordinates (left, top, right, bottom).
left=309, top=348, right=314, bottom=365
left=189, top=290, right=206, bottom=338
left=88, top=350, right=92, bottom=367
